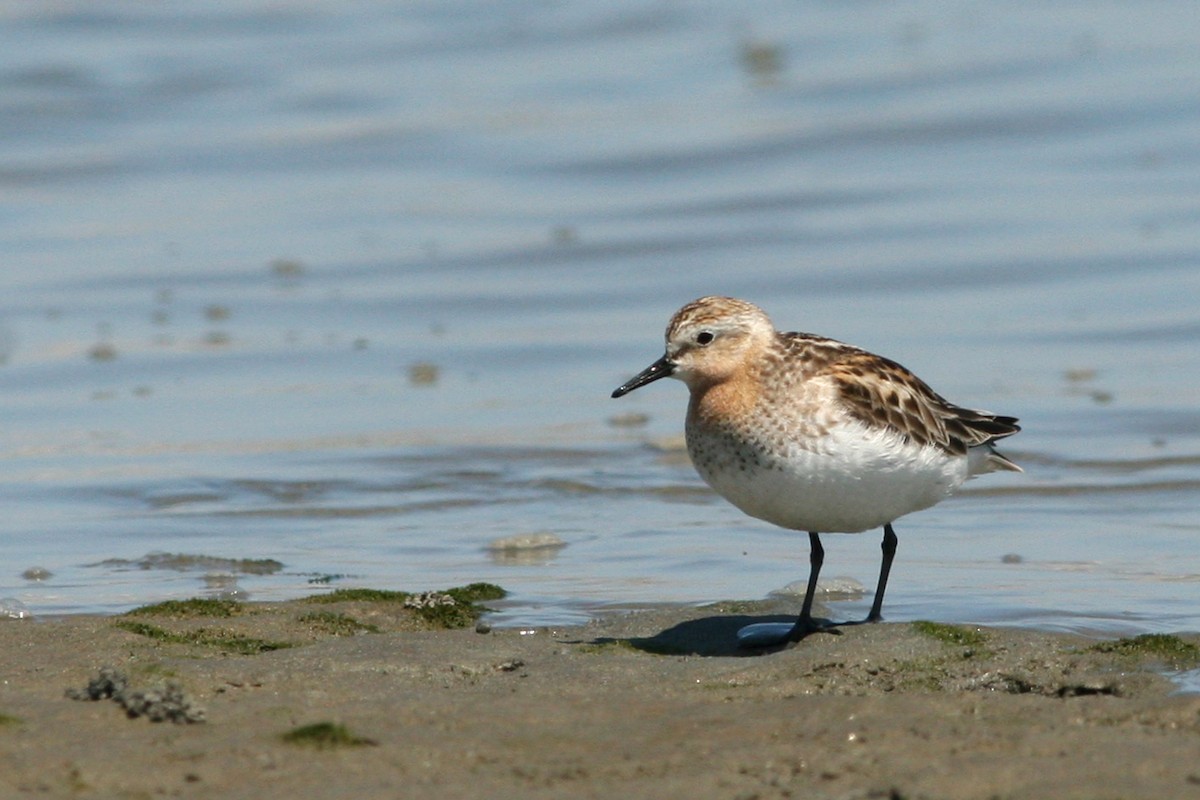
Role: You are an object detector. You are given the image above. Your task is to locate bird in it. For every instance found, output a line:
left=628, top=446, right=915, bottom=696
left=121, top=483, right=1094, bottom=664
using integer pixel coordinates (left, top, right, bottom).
left=611, top=296, right=1021, bottom=646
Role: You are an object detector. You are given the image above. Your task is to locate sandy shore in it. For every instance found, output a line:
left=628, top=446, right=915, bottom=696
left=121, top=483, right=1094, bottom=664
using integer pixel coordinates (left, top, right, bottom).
left=2, top=591, right=1199, bottom=799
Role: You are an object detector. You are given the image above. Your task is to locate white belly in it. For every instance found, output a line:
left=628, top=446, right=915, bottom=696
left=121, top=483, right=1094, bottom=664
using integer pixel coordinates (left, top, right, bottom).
left=686, top=419, right=969, bottom=533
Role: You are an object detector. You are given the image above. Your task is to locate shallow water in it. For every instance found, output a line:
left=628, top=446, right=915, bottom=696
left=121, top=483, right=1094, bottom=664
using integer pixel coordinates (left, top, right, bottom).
left=2, top=1, right=1199, bottom=636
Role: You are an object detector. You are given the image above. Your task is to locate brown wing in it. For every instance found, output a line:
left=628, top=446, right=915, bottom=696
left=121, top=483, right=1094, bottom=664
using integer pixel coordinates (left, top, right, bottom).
left=824, top=347, right=1020, bottom=456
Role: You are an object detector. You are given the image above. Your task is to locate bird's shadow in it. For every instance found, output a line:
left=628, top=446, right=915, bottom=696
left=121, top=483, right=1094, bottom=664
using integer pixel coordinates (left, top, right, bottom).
left=580, top=613, right=842, bottom=658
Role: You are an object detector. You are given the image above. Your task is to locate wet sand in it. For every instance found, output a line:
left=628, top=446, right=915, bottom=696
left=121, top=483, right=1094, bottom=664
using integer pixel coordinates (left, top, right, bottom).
left=2, top=595, right=1199, bottom=799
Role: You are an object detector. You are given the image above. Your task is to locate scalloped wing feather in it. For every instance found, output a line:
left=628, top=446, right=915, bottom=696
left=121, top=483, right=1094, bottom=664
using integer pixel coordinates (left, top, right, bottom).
left=821, top=348, right=1021, bottom=464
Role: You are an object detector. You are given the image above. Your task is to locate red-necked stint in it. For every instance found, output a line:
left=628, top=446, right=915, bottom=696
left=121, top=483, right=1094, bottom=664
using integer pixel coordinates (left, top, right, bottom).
left=612, top=296, right=1021, bottom=647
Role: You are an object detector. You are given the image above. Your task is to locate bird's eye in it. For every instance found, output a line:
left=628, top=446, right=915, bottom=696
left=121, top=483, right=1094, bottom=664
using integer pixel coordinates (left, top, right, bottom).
left=695, top=330, right=715, bottom=346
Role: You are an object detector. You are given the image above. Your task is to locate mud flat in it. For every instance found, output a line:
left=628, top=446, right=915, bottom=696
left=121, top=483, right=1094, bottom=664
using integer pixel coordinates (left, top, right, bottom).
left=2, top=590, right=1199, bottom=799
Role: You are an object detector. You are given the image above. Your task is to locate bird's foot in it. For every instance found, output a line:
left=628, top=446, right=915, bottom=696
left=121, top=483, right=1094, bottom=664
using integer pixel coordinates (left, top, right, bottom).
left=837, top=611, right=884, bottom=628
left=736, top=616, right=836, bottom=648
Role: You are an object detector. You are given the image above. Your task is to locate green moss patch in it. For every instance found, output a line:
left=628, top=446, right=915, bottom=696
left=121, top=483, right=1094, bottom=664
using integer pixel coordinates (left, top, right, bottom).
left=114, top=620, right=292, bottom=655
left=445, top=583, right=507, bottom=603
left=296, top=611, right=380, bottom=636
left=304, top=588, right=411, bottom=603
left=0, top=713, right=20, bottom=727
left=302, top=583, right=506, bottom=629
left=125, top=598, right=244, bottom=619
left=281, top=722, right=376, bottom=748
left=911, top=621, right=988, bottom=649
left=1090, top=634, right=1200, bottom=668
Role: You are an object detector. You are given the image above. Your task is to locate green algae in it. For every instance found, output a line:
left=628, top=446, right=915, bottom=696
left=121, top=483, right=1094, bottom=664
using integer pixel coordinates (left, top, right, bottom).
left=125, top=598, right=244, bottom=619
left=304, top=588, right=411, bottom=603
left=1090, top=634, right=1200, bottom=668
left=302, top=582, right=507, bottom=629
left=113, top=620, right=292, bottom=655
left=296, top=611, right=380, bottom=636
left=281, top=721, right=376, bottom=749
left=911, top=621, right=989, bottom=649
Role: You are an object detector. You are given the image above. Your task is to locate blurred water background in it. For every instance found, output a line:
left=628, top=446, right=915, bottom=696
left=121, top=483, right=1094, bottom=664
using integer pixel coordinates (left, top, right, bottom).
left=1, top=1, right=1199, bottom=636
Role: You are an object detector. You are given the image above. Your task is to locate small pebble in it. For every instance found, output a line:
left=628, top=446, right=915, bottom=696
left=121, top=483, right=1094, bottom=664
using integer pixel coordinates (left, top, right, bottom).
left=486, top=533, right=566, bottom=552
left=67, top=667, right=205, bottom=724
left=0, top=598, right=32, bottom=620
left=408, top=362, right=439, bottom=386
left=403, top=591, right=456, bottom=610
left=88, top=342, right=118, bottom=361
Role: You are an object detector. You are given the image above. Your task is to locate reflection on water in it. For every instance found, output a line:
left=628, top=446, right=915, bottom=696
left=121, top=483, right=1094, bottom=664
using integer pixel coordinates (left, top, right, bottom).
left=1, top=2, right=1199, bottom=635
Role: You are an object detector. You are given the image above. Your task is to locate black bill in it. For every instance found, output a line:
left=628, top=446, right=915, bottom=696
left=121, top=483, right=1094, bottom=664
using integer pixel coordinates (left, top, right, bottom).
left=611, top=355, right=675, bottom=398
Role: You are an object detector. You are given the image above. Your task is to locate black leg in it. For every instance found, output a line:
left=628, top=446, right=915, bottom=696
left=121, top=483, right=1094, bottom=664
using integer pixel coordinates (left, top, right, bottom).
left=787, top=532, right=825, bottom=641
left=739, top=531, right=839, bottom=647
left=865, top=523, right=897, bottom=623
